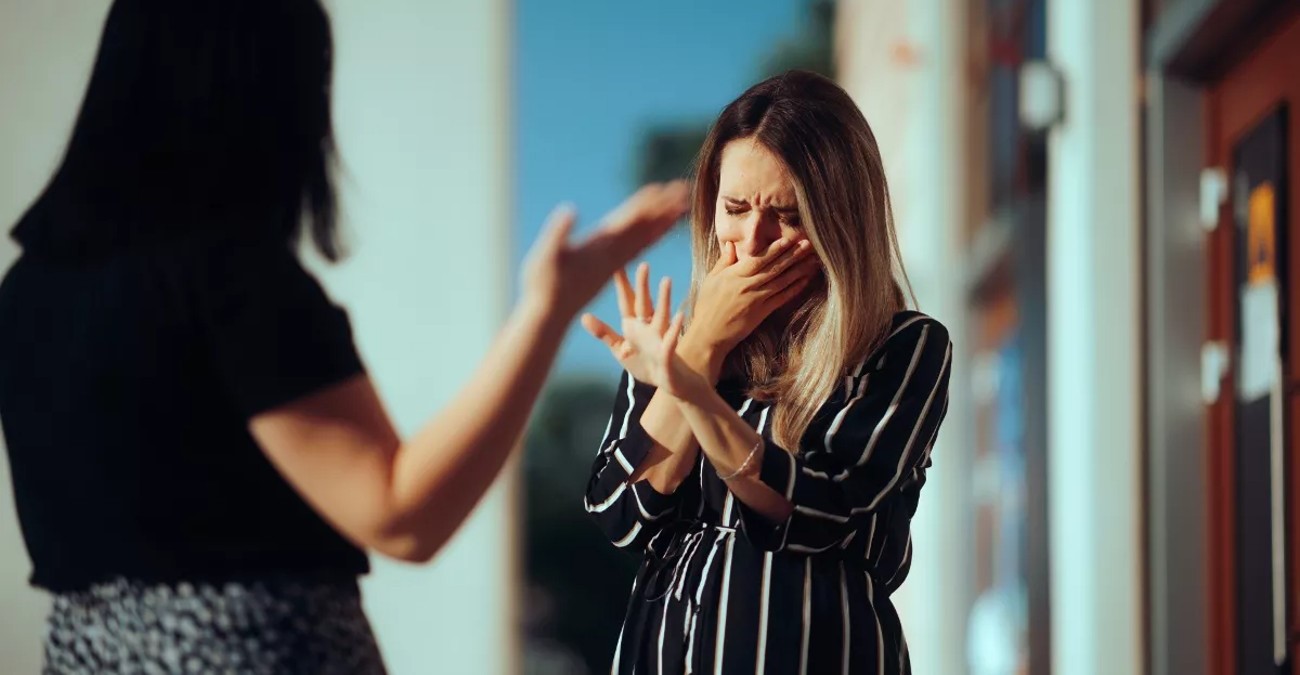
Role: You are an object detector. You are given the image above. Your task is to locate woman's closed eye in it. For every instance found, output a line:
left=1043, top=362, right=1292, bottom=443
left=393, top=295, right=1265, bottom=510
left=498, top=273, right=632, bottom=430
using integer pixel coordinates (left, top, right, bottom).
left=724, top=201, right=748, bottom=216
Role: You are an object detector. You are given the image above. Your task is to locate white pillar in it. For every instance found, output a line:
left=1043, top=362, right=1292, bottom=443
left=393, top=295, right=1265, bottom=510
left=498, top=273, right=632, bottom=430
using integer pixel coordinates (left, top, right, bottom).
left=836, top=2, right=970, bottom=674
left=1046, top=0, right=1144, bottom=673
left=322, top=1, right=516, bottom=673
left=893, top=4, right=971, bottom=675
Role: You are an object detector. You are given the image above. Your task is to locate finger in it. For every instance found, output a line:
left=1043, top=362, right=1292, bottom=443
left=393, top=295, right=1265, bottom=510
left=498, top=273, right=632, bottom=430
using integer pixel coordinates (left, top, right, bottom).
left=763, top=268, right=818, bottom=311
left=734, top=238, right=795, bottom=276
left=655, top=180, right=690, bottom=221
left=711, top=242, right=730, bottom=273
left=653, top=276, right=672, bottom=333
left=590, top=181, right=690, bottom=265
left=535, top=203, right=577, bottom=257
left=613, top=268, right=634, bottom=318
left=581, top=314, right=625, bottom=350
left=635, top=262, right=653, bottom=320
left=762, top=257, right=822, bottom=296
left=710, top=241, right=739, bottom=275
left=757, top=237, right=802, bottom=267
left=664, top=311, right=685, bottom=354
left=601, top=183, right=661, bottom=231
left=754, top=239, right=815, bottom=285
left=711, top=250, right=727, bottom=273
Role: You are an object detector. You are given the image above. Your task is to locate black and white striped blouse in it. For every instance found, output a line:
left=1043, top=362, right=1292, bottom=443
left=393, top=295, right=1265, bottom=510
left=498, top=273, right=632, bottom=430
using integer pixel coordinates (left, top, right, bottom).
left=584, top=311, right=952, bottom=675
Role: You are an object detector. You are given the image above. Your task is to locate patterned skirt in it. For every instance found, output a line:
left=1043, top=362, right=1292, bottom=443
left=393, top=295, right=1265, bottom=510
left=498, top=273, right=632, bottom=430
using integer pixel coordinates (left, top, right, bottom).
left=42, top=576, right=387, bottom=675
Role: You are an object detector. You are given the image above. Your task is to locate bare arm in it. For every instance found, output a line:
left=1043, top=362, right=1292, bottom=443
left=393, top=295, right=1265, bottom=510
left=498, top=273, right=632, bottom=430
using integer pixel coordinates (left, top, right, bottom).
left=673, top=383, right=795, bottom=523
left=628, top=314, right=953, bottom=552
left=584, top=265, right=724, bottom=495
left=583, top=238, right=814, bottom=494
left=615, top=312, right=795, bottom=524
left=251, top=299, right=567, bottom=562
left=628, top=336, right=724, bottom=492
left=246, top=183, right=689, bottom=563
left=606, top=244, right=820, bottom=524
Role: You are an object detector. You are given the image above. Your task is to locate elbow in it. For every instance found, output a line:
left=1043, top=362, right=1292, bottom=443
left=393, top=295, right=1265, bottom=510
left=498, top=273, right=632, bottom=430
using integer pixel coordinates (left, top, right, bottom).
left=369, top=529, right=444, bottom=564
left=378, top=538, right=440, bottom=564
left=359, top=506, right=448, bottom=564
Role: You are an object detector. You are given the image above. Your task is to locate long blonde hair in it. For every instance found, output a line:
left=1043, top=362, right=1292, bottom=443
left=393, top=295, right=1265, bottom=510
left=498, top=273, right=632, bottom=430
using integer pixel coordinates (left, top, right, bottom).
left=686, top=70, right=913, bottom=452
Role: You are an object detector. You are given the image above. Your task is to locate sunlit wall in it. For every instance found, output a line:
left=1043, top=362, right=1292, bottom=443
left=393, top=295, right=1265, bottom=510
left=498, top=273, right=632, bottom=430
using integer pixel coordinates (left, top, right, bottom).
left=835, top=2, right=972, bottom=675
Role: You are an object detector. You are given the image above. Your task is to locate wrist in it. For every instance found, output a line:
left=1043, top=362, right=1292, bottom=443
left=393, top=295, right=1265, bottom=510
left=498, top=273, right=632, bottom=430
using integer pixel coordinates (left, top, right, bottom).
left=513, top=294, right=569, bottom=339
left=669, top=368, right=721, bottom=409
left=677, top=333, right=727, bottom=383
left=718, top=438, right=764, bottom=482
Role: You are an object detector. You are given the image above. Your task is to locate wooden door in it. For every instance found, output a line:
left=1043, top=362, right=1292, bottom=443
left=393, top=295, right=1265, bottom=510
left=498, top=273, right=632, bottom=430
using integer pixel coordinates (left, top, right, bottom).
left=1205, top=9, right=1300, bottom=675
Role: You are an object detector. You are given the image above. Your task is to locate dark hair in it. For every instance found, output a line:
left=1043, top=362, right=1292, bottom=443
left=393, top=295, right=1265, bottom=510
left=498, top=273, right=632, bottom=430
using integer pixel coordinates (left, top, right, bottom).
left=13, top=0, right=342, bottom=260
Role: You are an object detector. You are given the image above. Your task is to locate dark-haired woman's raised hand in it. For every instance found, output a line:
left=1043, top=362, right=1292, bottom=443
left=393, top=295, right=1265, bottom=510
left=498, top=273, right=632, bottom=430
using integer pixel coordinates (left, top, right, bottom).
left=523, top=181, right=689, bottom=321
left=247, top=182, right=687, bottom=565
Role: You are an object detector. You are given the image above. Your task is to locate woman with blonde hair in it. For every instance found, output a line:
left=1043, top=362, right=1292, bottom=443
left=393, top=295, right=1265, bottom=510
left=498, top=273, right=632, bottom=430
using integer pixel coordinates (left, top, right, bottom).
left=582, top=70, right=952, bottom=674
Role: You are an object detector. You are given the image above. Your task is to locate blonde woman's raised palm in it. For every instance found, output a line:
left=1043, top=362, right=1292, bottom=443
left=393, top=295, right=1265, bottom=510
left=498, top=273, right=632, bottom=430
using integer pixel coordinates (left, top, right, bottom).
left=583, top=261, right=703, bottom=397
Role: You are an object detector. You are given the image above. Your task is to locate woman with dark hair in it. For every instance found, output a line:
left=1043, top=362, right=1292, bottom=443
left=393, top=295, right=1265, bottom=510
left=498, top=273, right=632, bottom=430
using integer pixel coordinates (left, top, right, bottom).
left=582, top=71, right=952, bottom=674
left=0, top=1, right=686, bottom=672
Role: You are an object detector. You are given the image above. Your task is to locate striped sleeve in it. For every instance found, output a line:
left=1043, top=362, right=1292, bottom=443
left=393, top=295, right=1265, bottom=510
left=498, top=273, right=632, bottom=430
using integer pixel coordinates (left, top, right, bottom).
left=584, top=370, right=683, bottom=551
left=735, top=320, right=952, bottom=553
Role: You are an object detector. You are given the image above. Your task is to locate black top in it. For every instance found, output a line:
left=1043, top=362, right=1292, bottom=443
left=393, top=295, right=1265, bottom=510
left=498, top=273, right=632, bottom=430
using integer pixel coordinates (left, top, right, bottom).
left=0, top=234, right=369, bottom=592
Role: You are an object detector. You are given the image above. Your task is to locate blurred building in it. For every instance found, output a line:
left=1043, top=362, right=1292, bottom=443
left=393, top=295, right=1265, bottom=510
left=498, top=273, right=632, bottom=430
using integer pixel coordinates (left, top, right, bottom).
left=837, top=1, right=1300, bottom=674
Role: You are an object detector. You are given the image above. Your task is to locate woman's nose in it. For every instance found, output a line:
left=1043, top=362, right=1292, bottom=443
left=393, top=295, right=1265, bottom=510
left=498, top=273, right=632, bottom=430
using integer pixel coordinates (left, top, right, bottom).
left=737, top=213, right=780, bottom=257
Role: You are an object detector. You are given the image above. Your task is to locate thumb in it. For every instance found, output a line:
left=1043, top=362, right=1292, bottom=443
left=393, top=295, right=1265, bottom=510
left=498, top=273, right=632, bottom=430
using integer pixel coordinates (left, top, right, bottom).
left=535, top=203, right=577, bottom=258
left=581, top=313, right=622, bottom=348
left=712, top=242, right=736, bottom=272
left=665, top=311, right=685, bottom=353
